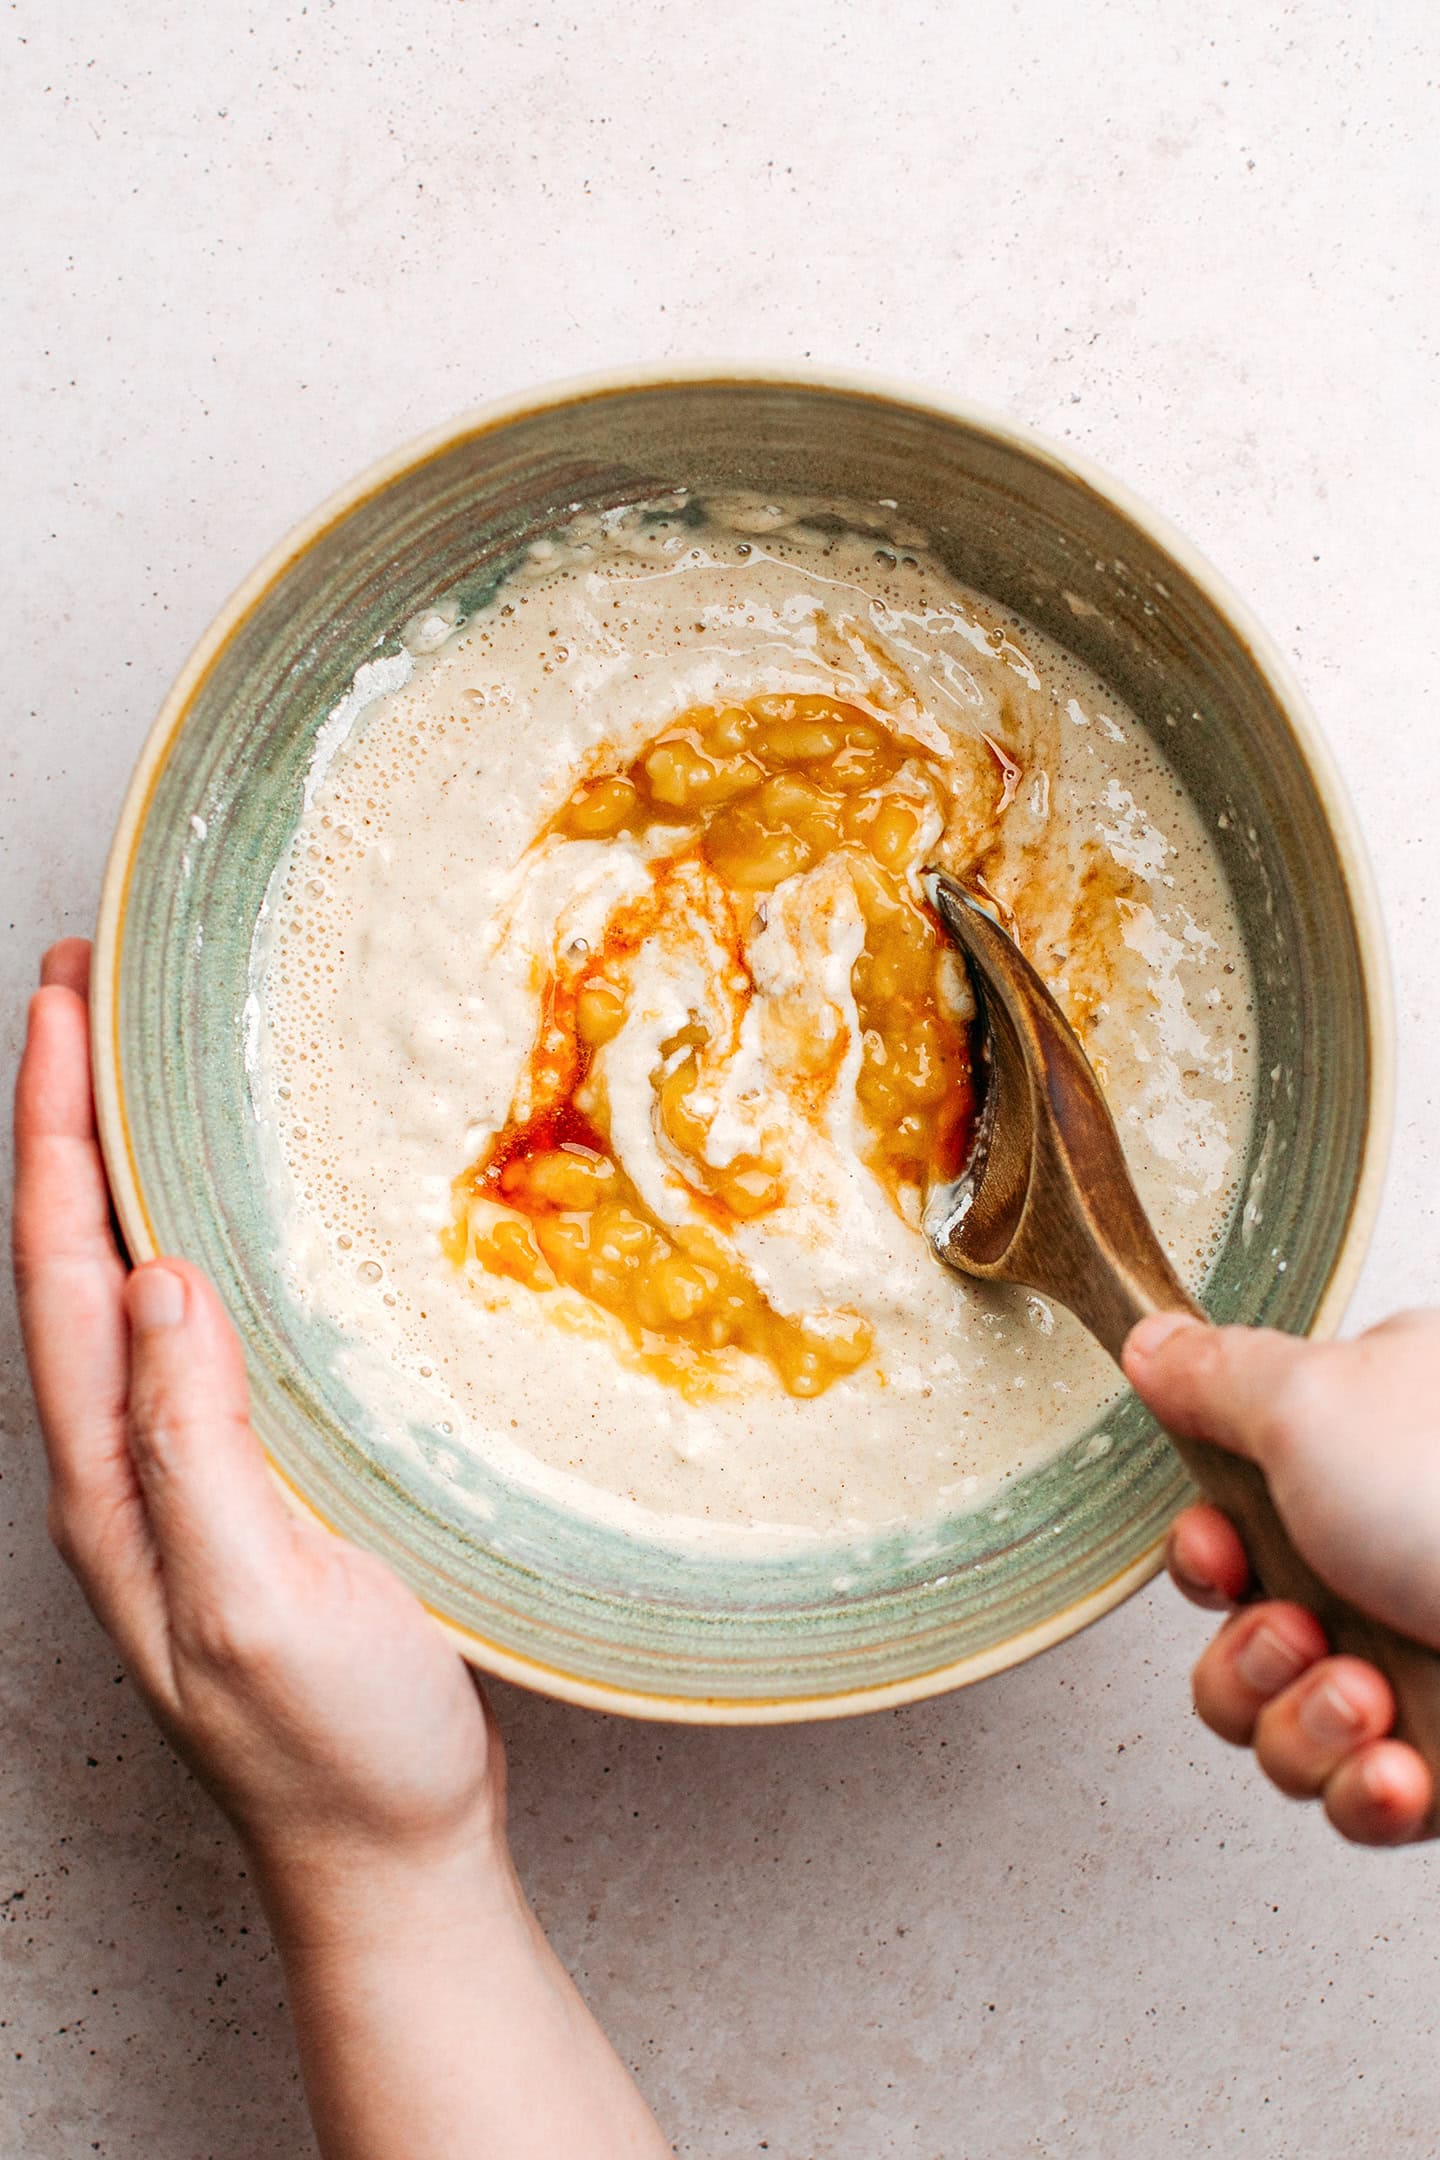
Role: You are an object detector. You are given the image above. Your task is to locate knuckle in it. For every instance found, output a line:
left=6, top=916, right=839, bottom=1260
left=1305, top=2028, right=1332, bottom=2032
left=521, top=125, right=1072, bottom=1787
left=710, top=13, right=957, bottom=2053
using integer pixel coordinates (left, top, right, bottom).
left=1148, top=1323, right=1222, bottom=1406
left=129, top=1394, right=250, bottom=1471
left=1253, top=1358, right=1332, bottom=1463
left=1181, top=1324, right=1241, bottom=1391
left=180, top=1597, right=278, bottom=1676
left=127, top=1399, right=209, bottom=1478
left=127, top=1391, right=186, bottom=1451
left=1188, top=1326, right=1234, bottom=1379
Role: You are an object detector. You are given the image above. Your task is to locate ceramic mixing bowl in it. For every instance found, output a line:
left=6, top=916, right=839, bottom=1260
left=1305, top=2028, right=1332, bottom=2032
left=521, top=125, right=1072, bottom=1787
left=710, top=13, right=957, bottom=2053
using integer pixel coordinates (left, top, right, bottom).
left=92, top=366, right=1391, bottom=1720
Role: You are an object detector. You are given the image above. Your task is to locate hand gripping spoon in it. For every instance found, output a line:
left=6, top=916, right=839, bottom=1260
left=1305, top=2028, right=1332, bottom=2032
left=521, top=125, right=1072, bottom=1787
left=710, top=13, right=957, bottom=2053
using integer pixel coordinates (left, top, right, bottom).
left=924, top=871, right=1440, bottom=1833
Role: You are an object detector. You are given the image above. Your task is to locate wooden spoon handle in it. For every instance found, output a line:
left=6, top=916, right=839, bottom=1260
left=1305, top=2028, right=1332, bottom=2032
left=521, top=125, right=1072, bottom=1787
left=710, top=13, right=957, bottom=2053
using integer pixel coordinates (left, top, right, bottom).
left=1096, top=1273, right=1440, bottom=1838
left=924, top=884, right=1440, bottom=1823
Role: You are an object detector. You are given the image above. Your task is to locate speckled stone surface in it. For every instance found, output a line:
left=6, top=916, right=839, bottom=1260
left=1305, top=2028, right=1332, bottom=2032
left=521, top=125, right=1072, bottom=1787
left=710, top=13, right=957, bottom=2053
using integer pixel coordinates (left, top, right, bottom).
left=3, top=5, right=1438, bottom=2155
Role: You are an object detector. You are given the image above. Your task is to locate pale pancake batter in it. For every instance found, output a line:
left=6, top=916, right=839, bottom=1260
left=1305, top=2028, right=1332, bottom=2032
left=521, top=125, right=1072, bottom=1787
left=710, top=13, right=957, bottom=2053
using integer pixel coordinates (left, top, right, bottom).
left=253, top=497, right=1254, bottom=1547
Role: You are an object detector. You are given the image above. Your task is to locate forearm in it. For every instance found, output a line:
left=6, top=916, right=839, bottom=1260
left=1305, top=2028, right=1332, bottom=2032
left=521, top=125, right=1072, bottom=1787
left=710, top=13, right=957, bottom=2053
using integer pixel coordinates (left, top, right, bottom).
left=257, top=1829, right=671, bottom=2160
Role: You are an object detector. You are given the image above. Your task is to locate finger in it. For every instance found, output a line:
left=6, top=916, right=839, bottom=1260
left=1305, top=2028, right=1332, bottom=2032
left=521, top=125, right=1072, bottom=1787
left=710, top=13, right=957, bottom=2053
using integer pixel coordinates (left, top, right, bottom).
left=1324, top=1741, right=1433, bottom=1847
left=1251, top=1656, right=1395, bottom=1799
left=1123, top=1315, right=1324, bottom=1459
left=13, top=980, right=132, bottom=1497
left=12, top=974, right=170, bottom=1672
left=40, top=938, right=93, bottom=995
left=1168, top=1503, right=1251, bottom=1610
left=13, top=981, right=118, bottom=1269
left=1191, top=1601, right=1329, bottom=1745
left=124, top=1261, right=294, bottom=1618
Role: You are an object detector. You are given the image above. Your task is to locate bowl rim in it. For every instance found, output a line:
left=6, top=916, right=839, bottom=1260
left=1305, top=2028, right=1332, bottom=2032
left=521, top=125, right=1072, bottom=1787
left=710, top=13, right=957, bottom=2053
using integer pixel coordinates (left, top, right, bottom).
left=91, top=359, right=1395, bottom=1723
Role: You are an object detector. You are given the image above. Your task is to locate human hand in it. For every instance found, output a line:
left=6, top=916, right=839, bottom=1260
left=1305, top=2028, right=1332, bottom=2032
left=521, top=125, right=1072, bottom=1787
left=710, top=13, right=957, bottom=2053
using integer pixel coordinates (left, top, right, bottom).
left=1124, top=1310, right=1440, bottom=1847
left=16, top=941, right=674, bottom=2159
left=13, top=941, right=505, bottom=1933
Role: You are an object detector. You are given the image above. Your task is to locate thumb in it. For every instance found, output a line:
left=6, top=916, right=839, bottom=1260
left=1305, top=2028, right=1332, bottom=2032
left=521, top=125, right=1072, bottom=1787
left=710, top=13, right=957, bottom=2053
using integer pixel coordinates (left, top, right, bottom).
left=125, top=1259, right=293, bottom=1603
left=1122, top=1314, right=1317, bottom=1460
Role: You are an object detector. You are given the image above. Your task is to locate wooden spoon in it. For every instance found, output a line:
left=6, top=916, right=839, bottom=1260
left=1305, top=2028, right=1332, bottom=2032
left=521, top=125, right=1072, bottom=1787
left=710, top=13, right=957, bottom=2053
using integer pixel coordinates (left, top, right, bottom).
left=925, top=870, right=1440, bottom=1833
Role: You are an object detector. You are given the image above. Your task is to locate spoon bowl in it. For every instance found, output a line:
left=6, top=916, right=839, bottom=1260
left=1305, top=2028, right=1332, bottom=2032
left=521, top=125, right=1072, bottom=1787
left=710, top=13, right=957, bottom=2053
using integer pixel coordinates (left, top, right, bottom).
left=924, top=874, right=1202, bottom=1356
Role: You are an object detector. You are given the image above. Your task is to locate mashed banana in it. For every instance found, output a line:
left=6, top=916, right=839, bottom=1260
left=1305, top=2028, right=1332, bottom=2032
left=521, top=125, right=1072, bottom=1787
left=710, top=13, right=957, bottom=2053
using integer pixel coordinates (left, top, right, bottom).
left=449, top=689, right=981, bottom=1401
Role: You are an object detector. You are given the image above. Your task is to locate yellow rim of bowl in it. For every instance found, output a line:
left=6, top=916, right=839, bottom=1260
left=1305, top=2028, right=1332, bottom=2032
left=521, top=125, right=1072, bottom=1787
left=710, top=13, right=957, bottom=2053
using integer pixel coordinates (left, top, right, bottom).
left=91, top=361, right=1395, bottom=1724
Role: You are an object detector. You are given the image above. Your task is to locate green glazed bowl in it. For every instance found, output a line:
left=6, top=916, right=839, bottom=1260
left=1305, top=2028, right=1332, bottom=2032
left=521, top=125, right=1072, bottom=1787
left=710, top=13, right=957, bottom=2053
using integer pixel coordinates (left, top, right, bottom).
left=93, top=365, right=1391, bottom=1721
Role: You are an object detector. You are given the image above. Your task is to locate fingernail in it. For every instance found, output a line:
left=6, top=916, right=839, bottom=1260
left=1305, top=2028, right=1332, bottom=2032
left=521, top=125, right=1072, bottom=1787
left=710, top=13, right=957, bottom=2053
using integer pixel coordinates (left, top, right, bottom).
left=1235, top=1622, right=1308, bottom=1695
left=1300, top=1678, right=1365, bottom=1748
left=130, top=1266, right=185, bottom=1330
left=1126, top=1312, right=1203, bottom=1365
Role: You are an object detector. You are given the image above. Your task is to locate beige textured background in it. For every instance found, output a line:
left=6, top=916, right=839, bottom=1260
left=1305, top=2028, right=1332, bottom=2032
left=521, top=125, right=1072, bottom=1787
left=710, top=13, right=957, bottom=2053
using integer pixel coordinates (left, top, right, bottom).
left=4, top=4, right=1439, bottom=2154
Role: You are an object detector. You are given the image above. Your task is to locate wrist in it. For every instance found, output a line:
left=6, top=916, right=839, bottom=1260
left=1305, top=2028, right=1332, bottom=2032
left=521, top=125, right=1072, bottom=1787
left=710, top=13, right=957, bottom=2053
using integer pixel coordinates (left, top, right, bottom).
left=249, top=1807, right=524, bottom=1966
